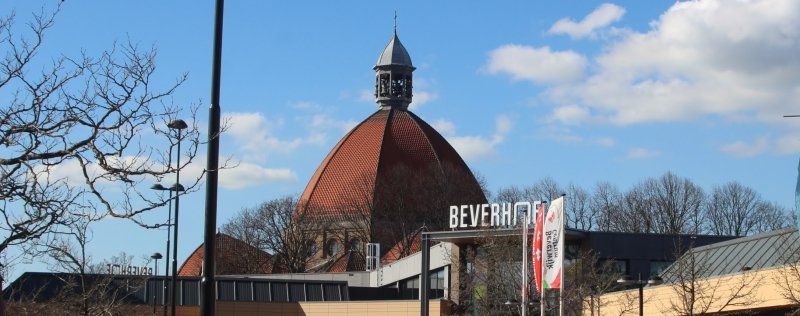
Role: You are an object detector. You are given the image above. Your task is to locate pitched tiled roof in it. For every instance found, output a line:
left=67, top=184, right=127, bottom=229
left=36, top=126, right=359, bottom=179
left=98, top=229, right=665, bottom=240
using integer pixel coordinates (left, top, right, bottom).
left=178, top=233, right=273, bottom=276
left=381, top=228, right=423, bottom=264
left=298, top=108, right=483, bottom=219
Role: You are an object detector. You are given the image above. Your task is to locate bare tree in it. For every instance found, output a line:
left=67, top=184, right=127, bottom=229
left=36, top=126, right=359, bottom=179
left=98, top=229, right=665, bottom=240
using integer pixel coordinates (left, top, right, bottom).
left=450, top=233, right=536, bottom=316
left=592, top=181, right=622, bottom=232
left=662, top=241, right=761, bottom=315
left=0, top=4, right=202, bottom=283
left=529, top=176, right=563, bottom=202
left=563, top=250, right=623, bottom=316
left=615, top=183, right=655, bottom=233
left=647, top=172, right=705, bottom=234
left=608, top=172, right=704, bottom=234
left=752, top=201, right=792, bottom=234
left=4, top=213, right=148, bottom=316
left=772, top=230, right=800, bottom=316
left=705, top=182, right=791, bottom=236
left=222, top=196, right=322, bottom=273
left=565, top=183, right=594, bottom=231
left=334, top=163, right=487, bottom=264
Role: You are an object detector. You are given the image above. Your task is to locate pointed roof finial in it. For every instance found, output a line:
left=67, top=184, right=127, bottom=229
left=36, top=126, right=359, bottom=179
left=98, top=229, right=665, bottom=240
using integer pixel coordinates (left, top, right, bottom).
left=394, top=11, right=397, bottom=34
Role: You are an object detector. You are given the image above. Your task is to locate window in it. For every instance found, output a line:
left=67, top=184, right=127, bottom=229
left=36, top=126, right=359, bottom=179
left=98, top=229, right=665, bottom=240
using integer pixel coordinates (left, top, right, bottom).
left=650, top=260, right=672, bottom=276
left=325, top=239, right=340, bottom=257
left=429, top=269, right=446, bottom=299
left=401, top=276, right=419, bottom=299
left=598, top=259, right=628, bottom=275
left=349, top=238, right=362, bottom=252
left=306, top=240, right=317, bottom=257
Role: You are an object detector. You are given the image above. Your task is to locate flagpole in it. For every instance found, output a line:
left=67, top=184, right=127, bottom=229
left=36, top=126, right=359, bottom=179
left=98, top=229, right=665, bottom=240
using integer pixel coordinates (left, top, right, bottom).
left=540, top=202, right=546, bottom=316
left=521, top=207, right=529, bottom=316
left=559, top=194, right=566, bottom=316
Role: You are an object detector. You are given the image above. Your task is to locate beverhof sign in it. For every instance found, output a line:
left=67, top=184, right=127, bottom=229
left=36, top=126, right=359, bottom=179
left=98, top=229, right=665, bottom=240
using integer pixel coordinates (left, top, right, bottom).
left=449, top=201, right=544, bottom=229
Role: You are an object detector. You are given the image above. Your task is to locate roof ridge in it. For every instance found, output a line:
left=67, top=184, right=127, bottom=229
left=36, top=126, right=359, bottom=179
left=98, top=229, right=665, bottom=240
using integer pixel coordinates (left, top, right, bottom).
left=298, top=109, right=385, bottom=216
left=407, top=111, right=441, bottom=172
left=693, top=227, right=798, bottom=252
left=372, top=108, right=394, bottom=212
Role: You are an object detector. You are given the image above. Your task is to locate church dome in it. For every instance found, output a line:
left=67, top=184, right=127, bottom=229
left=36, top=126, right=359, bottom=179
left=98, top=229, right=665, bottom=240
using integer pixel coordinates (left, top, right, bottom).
left=298, top=107, right=486, bottom=219
left=297, top=31, right=486, bottom=260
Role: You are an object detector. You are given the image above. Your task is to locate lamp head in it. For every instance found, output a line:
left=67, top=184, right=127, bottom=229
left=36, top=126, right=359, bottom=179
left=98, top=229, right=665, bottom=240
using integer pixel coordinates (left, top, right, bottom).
left=647, top=275, right=663, bottom=286
left=167, top=119, right=188, bottom=130
left=616, top=275, right=635, bottom=285
left=151, top=252, right=163, bottom=260
left=150, top=183, right=167, bottom=191
left=170, top=183, right=185, bottom=192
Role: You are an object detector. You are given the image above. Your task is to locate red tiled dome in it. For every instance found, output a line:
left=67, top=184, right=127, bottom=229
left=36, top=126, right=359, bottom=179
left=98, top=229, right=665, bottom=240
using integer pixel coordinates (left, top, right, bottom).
left=298, top=107, right=486, bottom=219
left=294, top=32, right=487, bottom=264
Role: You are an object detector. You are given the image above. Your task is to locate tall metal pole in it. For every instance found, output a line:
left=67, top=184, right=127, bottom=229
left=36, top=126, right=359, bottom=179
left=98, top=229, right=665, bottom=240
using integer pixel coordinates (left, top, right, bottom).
left=163, top=190, right=172, bottom=316
left=521, top=208, right=529, bottom=316
left=171, top=128, right=183, bottom=316
left=152, top=258, right=158, bottom=313
left=201, top=0, right=224, bottom=314
left=639, top=284, right=644, bottom=316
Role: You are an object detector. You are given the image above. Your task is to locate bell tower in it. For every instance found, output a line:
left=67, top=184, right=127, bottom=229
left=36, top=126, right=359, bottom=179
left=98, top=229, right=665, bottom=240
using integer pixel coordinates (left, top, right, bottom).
left=374, top=27, right=415, bottom=110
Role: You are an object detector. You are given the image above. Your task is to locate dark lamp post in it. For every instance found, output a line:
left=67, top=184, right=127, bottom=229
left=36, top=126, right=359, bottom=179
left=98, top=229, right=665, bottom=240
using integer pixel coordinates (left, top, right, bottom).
left=168, top=119, right=187, bottom=316
left=617, top=274, right=663, bottom=316
left=150, top=252, right=163, bottom=314
left=151, top=183, right=173, bottom=316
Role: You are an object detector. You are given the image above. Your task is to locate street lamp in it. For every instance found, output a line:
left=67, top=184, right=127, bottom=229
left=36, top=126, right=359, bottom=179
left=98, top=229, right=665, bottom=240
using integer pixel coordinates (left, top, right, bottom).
left=617, top=274, right=663, bottom=316
left=150, top=183, right=173, bottom=316
left=151, top=252, right=163, bottom=314
left=167, top=119, right=187, bottom=316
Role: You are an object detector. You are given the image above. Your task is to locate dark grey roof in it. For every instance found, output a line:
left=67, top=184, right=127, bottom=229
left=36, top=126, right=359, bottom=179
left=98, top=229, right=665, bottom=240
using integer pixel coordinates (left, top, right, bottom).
left=662, top=227, right=800, bottom=281
left=376, top=32, right=413, bottom=68
left=4, top=272, right=352, bottom=305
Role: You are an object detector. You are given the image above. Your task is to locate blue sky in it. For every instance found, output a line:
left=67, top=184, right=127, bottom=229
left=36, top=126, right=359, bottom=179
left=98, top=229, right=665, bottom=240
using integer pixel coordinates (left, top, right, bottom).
left=5, top=0, right=800, bottom=280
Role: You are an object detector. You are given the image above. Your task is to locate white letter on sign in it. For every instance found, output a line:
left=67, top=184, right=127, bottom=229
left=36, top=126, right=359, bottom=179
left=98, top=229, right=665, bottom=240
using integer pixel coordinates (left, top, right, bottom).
left=449, top=206, right=459, bottom=228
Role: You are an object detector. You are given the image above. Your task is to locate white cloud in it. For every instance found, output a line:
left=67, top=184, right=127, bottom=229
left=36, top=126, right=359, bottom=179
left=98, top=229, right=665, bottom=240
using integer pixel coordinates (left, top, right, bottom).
left=537, top=125, right=615, bottom=147
left=549, top=3, right=626, bottom=39
left=290, top=101, right=323, bottom=111
left=220, top=162, right=296, bottom=189
left=309, top=114, right=358, bottom=135
left=358, top=89, right=374, bottom=103
left=775, top=133, right=800, bottom=155
left=224, top=112, right=318, bottom=162
left=592, top=137, right=616, bottom=147
left=625, top=147, right=659, bottom=159
left=431, top=119, right=456, bottom=136
left=439, top=116, right=513, bottom=161
left=491, top=0, right=800, bottom=127
left=409, top=78, right=438, bottom=110
left=566, top=0, right=800, bottom=125
left=721, top=136, right=770, bottom=157
left=409, top=90, right=438, bottom=110
left=549, top=105, right=591, bottom=125
left=484, top=45, right=587, bottom=84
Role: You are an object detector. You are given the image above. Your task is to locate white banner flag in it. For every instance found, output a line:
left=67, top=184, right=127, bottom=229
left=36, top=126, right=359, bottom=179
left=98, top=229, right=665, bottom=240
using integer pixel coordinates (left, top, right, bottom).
left=542, top=196, right=564, bottom=289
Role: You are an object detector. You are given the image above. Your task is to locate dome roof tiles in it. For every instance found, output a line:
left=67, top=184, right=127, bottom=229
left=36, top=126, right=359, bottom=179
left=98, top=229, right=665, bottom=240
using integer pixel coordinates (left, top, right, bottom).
left=298, top=108, right=477, bottom=219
